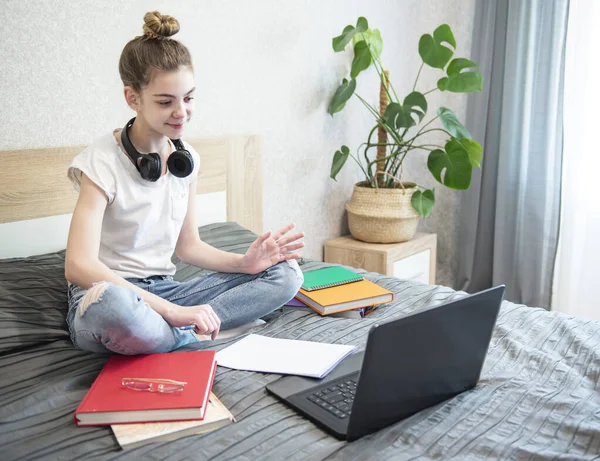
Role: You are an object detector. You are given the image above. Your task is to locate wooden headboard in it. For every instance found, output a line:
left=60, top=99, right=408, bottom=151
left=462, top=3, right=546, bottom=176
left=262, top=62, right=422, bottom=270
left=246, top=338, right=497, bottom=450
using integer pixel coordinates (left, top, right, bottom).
left=0, top=135, right=263, bottom=253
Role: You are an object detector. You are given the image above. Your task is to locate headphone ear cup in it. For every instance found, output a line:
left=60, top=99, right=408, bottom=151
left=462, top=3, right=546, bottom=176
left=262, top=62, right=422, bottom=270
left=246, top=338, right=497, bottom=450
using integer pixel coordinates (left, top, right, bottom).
left=167, top=149, right=194, bottom=178
left=139, top=153, right=162, bottom=182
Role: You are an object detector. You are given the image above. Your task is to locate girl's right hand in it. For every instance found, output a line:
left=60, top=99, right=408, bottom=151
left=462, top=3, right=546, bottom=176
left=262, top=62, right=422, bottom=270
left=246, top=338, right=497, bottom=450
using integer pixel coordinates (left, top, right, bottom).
left=167, top=304, right=221, bottom=340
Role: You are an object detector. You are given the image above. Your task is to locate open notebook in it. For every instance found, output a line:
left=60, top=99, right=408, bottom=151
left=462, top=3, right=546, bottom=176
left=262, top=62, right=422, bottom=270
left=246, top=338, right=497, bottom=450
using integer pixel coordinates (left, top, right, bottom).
left=215, top=334, right=356, bottom=378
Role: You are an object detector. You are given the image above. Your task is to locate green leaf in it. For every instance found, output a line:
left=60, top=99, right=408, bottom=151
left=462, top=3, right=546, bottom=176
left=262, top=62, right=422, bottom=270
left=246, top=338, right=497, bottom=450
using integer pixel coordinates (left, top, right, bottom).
left=332, top=17, right=369, bottom=52
left=437, top=58, right=482, bottom=92
left=352, top=28, right=383, bottom=59
left=383, top=92, right=427, bottom=129
left=328, top=78, right=356, bottom=115
left=447, top=58, right=477, bottom=75
left=384, top=102, right=407, bottom=129
left=331, top=145, right=350, bottom=180
left=411, top=188, right=435, bottom=217
left=418, top=24, right=456, bottom=69
left=351, top=40, right=373, bottom=78
left=333, top=25, right=354, bottom=52
left=438, top=73, right=482, bottom=92
left=427, top=139, right=473, bottom=189
left=458, top=138, right=483, bottom=167
left=404, top=92, right=427, bottom=123
left=438, top=107, right=471, bottom=139
left=356, top=17, right=368, bottom=32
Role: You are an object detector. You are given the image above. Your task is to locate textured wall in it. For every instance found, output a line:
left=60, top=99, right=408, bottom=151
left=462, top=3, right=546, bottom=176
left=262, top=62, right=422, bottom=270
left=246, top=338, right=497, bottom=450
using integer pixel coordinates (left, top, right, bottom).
left=0, top=0, right=476, bottom=287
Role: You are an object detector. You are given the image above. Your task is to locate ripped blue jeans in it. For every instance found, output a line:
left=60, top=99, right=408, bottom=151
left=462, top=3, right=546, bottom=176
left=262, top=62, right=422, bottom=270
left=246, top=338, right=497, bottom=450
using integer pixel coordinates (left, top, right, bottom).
left=66, top=260, right=303, bottom=355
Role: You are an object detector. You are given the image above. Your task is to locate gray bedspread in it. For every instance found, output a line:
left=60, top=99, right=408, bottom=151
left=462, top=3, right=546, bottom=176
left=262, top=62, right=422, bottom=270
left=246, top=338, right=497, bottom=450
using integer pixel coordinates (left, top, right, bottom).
left=1, top=222, right=599, bottom=460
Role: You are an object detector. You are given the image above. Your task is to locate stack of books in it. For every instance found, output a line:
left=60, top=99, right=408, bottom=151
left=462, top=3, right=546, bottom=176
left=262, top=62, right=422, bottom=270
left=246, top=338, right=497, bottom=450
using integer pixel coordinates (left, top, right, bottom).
left=74, top=351, right=234, bottom=450
left=287, top=266, right=393, bottom=318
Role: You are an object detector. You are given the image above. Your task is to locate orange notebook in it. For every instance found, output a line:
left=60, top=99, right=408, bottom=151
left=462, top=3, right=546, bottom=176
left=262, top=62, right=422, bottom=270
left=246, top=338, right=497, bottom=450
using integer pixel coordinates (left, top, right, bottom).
left=294, top=279, right=393, bottom=315
left=75, top=350, right=217, bottom=426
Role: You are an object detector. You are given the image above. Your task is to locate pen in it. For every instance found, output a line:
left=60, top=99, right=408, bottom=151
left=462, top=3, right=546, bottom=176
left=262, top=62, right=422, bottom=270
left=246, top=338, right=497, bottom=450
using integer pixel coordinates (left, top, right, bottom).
left=179, top=325, right=196, bottom=331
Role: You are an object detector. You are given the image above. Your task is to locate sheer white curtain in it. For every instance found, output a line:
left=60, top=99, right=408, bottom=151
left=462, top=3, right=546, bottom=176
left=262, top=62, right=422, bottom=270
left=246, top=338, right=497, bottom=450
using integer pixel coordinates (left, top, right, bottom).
left=552, top=0, right=600, bottom=320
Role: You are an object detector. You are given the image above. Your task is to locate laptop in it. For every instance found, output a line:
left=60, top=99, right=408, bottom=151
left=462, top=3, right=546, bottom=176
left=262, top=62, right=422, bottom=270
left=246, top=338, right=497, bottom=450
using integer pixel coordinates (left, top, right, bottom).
left=266, top=285, right=505, bottom=441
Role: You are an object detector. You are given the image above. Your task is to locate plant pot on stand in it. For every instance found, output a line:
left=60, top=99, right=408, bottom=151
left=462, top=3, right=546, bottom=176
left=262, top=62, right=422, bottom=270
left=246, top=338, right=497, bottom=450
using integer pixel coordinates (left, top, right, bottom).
left=345, top=181, right=419, bottom=243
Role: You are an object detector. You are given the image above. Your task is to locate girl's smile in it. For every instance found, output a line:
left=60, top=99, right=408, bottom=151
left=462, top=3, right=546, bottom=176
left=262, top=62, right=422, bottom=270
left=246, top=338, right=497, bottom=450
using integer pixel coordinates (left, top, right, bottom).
left=166, top=121, right=185, bottom=131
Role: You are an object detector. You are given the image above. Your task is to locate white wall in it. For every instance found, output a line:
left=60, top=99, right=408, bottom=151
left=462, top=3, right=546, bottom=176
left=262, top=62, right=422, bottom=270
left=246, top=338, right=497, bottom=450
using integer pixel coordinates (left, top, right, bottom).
left=0, top=0, right=476, bottom=287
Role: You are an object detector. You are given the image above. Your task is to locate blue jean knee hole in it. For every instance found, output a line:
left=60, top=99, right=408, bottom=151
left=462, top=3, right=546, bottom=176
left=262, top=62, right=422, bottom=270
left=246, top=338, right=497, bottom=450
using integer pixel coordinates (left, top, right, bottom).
left=78, top=281, right=111, bottom=316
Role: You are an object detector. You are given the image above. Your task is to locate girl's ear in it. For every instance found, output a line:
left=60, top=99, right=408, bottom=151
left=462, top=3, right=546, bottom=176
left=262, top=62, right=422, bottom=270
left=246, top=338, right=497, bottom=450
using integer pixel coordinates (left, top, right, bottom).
left=124, top=86, right=140, bottom=111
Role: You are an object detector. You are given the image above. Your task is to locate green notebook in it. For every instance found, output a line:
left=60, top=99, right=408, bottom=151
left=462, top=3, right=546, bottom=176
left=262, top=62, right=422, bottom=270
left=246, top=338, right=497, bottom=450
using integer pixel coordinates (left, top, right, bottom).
left=301, top=266, right=364, bottom=291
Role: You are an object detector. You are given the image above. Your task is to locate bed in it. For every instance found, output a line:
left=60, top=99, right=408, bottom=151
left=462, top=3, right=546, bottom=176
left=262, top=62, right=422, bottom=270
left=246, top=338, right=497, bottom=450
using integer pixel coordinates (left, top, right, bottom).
left=1, top=136, right=599, bottom=461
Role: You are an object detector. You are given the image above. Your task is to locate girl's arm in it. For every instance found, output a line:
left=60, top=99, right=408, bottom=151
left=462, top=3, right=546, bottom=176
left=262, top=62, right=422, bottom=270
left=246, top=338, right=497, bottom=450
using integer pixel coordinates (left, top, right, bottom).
left=64, top=174, right=213, bottom=330
left=174, top=181, right=249, bottom=273
left=175, top=182, right=305, bottom=275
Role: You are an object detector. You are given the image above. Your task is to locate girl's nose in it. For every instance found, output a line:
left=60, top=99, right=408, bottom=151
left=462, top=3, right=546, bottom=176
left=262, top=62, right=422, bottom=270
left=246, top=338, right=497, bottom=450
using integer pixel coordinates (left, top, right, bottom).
left=173, top=102, right=186, bottom=118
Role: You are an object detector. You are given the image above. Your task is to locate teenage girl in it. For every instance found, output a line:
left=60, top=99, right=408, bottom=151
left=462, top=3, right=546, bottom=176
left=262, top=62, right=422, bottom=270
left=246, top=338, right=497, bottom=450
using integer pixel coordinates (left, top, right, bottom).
left=64, top=11, right=304, bottom=355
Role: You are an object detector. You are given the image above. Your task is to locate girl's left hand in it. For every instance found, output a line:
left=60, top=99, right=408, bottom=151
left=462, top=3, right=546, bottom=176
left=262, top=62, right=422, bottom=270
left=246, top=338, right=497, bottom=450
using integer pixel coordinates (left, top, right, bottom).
left=241, top=223, right=304, bottom=274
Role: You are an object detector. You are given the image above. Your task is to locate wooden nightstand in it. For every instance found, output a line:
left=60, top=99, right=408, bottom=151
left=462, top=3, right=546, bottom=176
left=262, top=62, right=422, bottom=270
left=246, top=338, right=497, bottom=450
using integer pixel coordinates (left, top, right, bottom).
left=323, top=233, right=437, bottom=284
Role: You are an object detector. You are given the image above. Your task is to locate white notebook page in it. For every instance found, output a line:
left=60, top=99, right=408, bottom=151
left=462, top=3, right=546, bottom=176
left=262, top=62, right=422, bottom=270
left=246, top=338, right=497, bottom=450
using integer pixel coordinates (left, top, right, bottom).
left=215, top=334, right=356, bottom=378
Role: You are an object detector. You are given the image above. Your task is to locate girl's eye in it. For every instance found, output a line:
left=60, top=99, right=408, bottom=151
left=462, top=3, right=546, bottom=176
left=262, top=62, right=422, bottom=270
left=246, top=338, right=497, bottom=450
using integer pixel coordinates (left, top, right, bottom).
left=185, top=97, right=194, bottom=103
left=158, top=101, right=171, bottom=106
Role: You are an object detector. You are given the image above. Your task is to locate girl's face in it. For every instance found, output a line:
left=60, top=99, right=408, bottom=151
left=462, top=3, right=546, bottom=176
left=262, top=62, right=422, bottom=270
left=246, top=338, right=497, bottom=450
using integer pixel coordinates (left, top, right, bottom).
left=135, top=67, right=196, bottom=139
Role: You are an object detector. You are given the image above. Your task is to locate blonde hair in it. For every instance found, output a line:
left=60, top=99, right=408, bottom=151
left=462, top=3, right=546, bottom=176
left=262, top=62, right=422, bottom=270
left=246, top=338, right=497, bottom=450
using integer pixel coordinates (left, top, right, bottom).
left=118, top=11, right=193, bottom=92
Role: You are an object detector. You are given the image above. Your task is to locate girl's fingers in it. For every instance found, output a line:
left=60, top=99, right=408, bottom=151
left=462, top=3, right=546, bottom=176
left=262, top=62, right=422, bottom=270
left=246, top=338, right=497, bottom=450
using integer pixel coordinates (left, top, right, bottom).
left=210, top=318, right=221, bottom=339
left=194, top=319, right=208, bottom=335
left=203, top=318, right=215, bottom=333
left=249, top=232, right=271, bottom=252
left=280, top=242, right=304, bottom=253
left=195, top=315, right=217, bottom=335
left=211, top=312, right=221, bottom=331
left=272, top=222, right=295, bottom=241
left=255, top=231, right=271, bottom=246
left=208, top=319, right=219, bottom=340
left=276, top=232, right=304, bottom=246
left=258, top=224, right=301, bottom=247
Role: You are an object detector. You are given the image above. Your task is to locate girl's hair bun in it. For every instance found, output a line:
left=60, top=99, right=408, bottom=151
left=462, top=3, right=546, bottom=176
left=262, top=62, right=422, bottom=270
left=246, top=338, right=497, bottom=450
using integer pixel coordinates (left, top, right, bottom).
left=142, top=11, right=180, bottom=39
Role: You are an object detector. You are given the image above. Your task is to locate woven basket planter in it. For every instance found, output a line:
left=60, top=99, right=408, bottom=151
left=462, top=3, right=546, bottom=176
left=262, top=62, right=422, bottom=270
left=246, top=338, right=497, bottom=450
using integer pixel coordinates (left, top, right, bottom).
left=345, top=181, right=420, bottom=243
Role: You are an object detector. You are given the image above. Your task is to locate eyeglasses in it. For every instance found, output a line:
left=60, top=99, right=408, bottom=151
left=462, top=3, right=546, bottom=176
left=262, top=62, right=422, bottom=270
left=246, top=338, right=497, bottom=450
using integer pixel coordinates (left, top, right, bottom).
left=121, top=377, right=187, bottom=393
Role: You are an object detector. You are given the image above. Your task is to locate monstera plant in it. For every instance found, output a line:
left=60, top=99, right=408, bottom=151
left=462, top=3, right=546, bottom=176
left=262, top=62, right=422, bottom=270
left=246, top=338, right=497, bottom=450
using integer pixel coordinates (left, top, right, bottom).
left=329, top=17, right=483, bottom=236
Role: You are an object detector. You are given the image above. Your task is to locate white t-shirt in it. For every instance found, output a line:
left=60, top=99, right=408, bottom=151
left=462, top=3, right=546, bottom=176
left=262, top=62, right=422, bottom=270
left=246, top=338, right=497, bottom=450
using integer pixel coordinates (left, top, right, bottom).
left=67, top=132, right=201, bottom=279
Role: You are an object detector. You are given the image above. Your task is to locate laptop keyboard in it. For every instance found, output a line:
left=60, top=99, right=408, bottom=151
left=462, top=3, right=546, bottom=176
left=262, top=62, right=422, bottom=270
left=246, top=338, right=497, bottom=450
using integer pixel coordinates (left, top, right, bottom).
left=307, top=378, right=357, bottom=419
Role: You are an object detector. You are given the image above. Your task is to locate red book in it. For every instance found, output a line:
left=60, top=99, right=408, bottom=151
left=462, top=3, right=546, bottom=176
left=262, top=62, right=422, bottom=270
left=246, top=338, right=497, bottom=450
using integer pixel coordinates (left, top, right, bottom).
left=75, top=350, right=217, bottom=426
